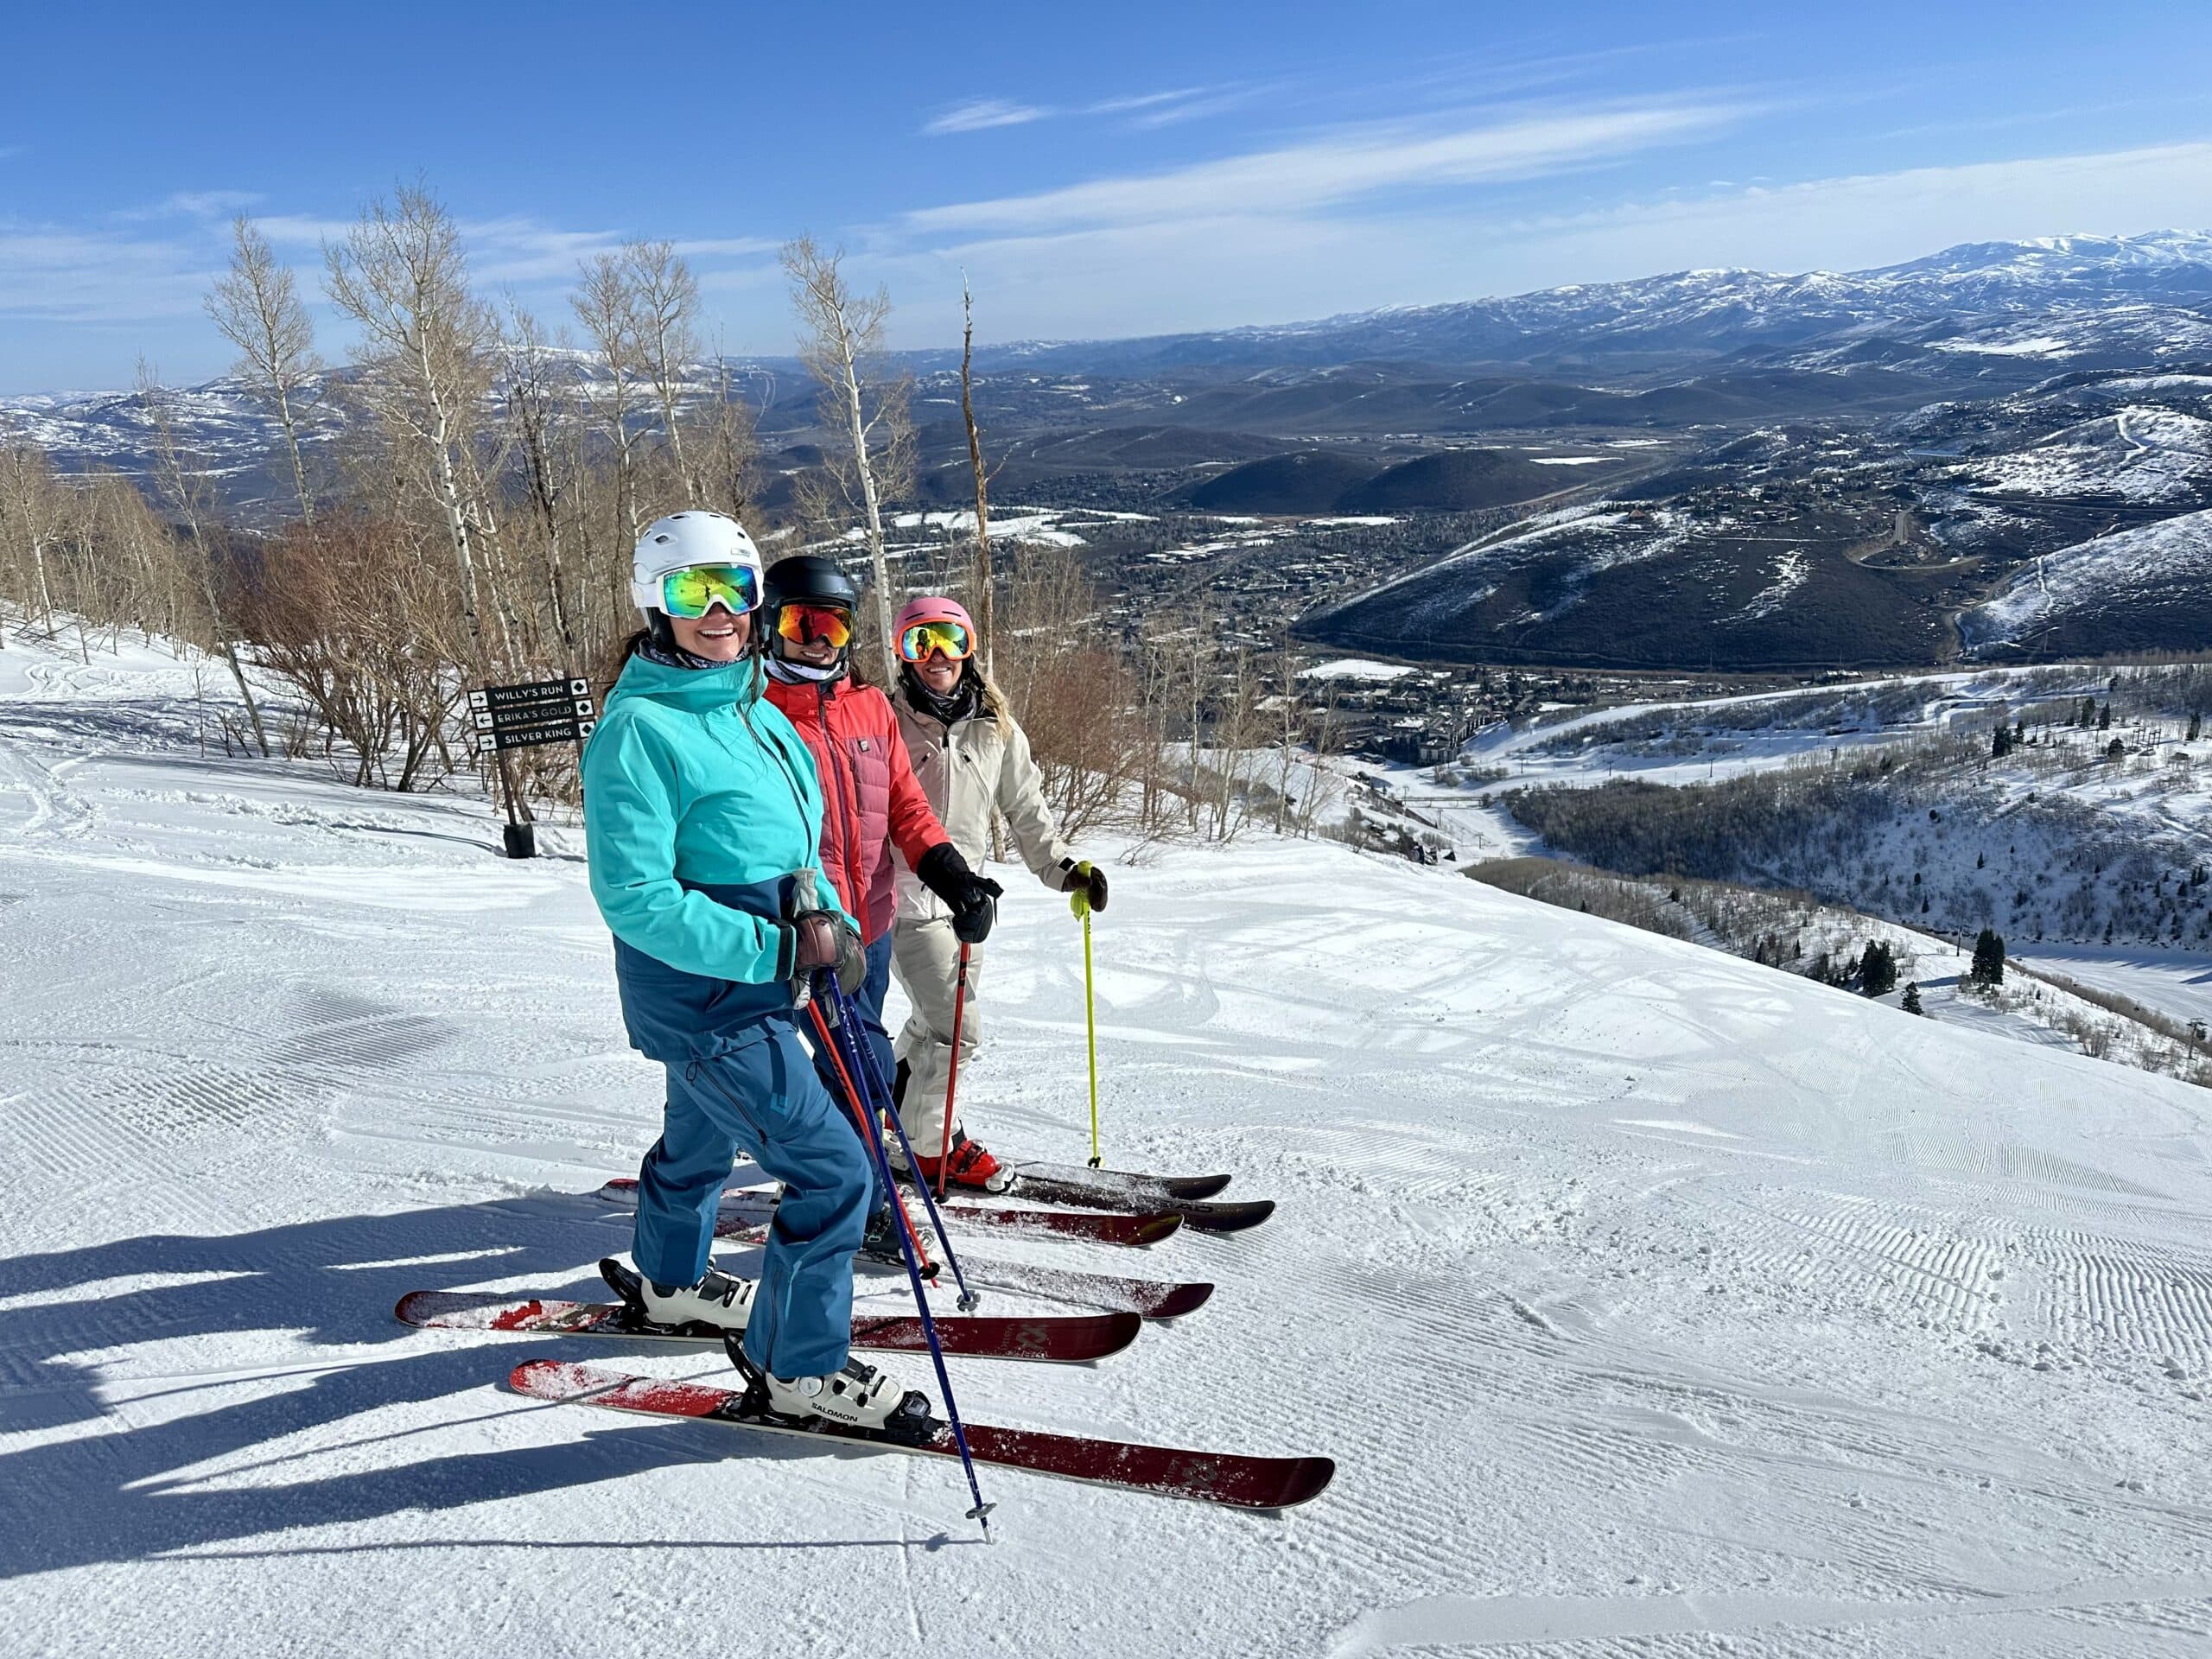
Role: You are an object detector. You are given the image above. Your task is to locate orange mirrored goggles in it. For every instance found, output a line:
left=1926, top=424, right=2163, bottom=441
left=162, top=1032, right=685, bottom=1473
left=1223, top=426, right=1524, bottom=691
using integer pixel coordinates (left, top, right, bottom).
left=776, top=603, right=853, bottom=650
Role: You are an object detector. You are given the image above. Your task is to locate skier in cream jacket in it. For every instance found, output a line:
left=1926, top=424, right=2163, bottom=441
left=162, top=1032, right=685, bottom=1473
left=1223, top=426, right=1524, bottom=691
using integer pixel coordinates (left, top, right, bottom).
left=886, top=594, right=1109, bottom=1190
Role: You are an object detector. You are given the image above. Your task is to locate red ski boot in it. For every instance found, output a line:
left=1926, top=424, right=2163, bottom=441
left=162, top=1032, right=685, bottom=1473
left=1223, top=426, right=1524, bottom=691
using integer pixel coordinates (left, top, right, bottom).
left=906, top=1130, right=1013, bottom=1193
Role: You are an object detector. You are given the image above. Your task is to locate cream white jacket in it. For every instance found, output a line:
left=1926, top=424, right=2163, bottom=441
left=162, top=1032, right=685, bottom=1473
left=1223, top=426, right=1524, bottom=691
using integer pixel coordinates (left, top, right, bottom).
left=890, top=682, right=1079, bottom=924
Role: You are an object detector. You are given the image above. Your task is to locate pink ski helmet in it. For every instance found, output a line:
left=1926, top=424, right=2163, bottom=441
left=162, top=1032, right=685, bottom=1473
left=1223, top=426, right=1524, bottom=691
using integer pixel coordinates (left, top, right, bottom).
left=893, top=594, right=976, bottom=663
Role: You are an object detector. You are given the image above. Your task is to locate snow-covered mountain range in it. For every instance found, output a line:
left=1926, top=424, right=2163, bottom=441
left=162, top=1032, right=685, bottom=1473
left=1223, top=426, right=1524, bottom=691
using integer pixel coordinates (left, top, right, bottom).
left=15, top=232, right=2212, bottom=489
left=977, top=231, right=2212, bottom=374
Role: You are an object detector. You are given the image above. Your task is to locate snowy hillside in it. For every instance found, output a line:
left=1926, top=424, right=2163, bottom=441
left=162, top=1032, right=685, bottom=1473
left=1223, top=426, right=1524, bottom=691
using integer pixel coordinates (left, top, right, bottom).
left=1965, top=509, right=2212, bottom=652
left=1966, top=408, right=2212, bottom=504
left=4, top=633, right=2212, bottom=1655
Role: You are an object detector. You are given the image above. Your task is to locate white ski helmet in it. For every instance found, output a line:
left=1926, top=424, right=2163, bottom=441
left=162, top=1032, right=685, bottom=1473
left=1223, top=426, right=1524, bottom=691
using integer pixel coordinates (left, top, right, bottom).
left=630, top=510, right=764, bottom=617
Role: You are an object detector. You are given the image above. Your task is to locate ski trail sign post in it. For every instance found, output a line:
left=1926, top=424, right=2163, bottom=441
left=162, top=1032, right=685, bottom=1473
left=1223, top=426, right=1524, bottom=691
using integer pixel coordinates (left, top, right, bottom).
left=468, top=677, right=595, bottom=858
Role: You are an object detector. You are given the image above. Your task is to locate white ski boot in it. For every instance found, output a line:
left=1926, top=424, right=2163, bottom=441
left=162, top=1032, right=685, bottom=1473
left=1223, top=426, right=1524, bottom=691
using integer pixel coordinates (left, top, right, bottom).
left=635, top=1267, right=757, bottom=1332
left=764, top=1357, right=934, bottom=1436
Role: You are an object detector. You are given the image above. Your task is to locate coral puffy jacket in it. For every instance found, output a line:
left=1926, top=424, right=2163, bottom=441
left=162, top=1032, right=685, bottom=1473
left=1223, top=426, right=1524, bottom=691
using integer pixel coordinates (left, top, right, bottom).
left=765, top=673, right=948, bottom=943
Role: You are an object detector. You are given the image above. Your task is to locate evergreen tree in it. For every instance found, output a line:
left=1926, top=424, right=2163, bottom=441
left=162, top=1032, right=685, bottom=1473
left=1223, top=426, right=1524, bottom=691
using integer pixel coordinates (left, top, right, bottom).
left=1902, top=981, right=1924, bottom=1015
left=2098, top=702, right=2113, bottom=731
left=1859, top=940, right=1898, bottom=996
left=1970, top=928, right=2006, bottom=988
left=2190, top=712, right=2203, bottom=743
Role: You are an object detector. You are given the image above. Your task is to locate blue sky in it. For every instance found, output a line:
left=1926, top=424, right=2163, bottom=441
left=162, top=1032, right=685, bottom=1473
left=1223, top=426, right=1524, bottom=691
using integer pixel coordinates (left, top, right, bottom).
left=4, top=0, right=2212, bottom=391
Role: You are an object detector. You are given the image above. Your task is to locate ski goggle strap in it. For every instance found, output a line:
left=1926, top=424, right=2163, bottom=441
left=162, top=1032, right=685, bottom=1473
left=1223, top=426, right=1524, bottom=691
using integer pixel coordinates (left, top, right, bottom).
left=899, top=620, right=973, bottom=662
left=660, top=563, right=761, bottom=619
left=777, top=603, right=853, bottom=649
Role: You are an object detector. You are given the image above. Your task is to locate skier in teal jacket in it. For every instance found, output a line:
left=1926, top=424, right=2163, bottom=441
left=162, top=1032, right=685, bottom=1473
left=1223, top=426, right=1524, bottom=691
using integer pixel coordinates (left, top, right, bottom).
left=582, top=509, right=925, bottom=1433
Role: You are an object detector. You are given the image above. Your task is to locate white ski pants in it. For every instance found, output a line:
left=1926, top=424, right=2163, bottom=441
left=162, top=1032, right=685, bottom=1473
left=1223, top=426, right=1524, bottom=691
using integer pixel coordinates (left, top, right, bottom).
left=889, top=914, right=982, bottom=1154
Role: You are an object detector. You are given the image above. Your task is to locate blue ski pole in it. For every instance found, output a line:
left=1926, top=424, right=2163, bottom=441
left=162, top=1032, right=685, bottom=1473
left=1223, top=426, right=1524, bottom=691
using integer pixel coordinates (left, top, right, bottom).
left=811, top=975, right=993, bottom=1530
left=821, top=976, right=984, bottom=1313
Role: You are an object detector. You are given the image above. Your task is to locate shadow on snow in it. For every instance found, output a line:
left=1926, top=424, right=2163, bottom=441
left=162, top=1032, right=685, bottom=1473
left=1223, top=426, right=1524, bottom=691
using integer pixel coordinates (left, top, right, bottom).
left=0, top=1179, right=937, bottom=1575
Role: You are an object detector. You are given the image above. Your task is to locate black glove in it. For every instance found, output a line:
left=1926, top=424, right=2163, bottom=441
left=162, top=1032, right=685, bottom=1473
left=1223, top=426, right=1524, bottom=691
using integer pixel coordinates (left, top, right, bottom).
left=916, top=842, right=1002, bottom=945
left=1058, top=857, right=1108, bottom=915
left=791, top=910, right=868, bottom=995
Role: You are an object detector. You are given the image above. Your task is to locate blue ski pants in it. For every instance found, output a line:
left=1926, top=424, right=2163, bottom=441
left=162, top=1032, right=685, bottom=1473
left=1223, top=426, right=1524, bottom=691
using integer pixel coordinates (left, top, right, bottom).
left=632, top=1018, right=871, bottom=1380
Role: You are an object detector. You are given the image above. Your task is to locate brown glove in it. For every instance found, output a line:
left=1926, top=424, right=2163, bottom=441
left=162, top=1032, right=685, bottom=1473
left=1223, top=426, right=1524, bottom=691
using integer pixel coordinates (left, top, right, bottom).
left=791, top=910, right=868, bottom=995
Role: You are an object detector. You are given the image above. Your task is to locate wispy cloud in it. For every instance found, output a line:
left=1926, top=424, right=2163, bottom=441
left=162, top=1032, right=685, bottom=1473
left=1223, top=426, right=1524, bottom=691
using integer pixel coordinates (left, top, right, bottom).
left=113, top=189, right=264, bottom=224
left=671, top=235, right=782, bottom=258
left=1120, top=86, right=1262, bottom=130
left=0, top=203, right=780, bottom=338
left=0, top=223, right=219, bottom=323
left=921, top=84, right=1247, bottom=137
left=0, top=145, right=28, bottom=162
left=922, top=98, right=1049, bottom=136
left=905, top=100, right=1748, bottom=235
left=1492, top=138, right=2212, bottom=278
left=1085, top=88, right=1207, bottom=117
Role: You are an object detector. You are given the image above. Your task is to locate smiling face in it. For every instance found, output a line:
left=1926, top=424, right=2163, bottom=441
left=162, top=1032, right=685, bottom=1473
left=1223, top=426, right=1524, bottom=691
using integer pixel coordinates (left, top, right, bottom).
left=916, top=652, right=963, bottom=694
left=669, top=605, right=752, bottom=662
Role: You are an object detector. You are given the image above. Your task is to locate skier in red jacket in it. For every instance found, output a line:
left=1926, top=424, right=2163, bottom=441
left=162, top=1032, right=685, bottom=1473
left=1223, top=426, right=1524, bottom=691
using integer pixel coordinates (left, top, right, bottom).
left=761, top=556, right=1001, bottom=1236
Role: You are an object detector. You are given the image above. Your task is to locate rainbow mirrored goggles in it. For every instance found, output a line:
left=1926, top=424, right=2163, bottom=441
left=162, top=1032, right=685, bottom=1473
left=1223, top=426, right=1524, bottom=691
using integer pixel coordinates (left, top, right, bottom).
left=659, top=563, right=761, bottom=619
left=776, top=603, right=853, bottom=649
left=899, top=620, right=973, bottom=662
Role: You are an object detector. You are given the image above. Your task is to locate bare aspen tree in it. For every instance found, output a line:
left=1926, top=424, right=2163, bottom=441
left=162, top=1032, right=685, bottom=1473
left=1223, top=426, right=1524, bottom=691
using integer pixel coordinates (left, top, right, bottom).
left=0, top=442, right=62, bottom=634
left=137, top=361, right=271, bottom=753
left=573, top=251, right=646, bottom=545
left=700, top=351, right=760, bottom=523
left=207, top=217, right=321, bottom=522
left=625, top=240, right=702, bottom=499
left=783, top=236, right=912, bottom=683
left=324, top=184, right=506, bottom=667
left=1271, top=629, right=1301, bottom=836
left=959, top=276, right=996, bottom=676
left=1297, top=679, right=1344, bottom=838
left=502, top=304, right=579, bottom=665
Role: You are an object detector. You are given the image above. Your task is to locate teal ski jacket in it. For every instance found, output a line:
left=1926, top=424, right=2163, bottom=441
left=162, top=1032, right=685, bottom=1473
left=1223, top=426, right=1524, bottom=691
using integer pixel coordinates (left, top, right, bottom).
left=582, top=645, right=855, bottom=1062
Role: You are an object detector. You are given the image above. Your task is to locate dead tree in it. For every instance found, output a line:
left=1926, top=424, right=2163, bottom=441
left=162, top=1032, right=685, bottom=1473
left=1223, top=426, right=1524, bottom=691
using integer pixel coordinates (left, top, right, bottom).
left=959, top=276, right=995, bottom=675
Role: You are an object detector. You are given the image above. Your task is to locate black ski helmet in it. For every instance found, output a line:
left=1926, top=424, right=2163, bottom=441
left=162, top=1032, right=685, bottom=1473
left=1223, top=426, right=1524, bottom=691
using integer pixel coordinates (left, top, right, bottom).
left=764, top=554, right=860, bottom=612
left=763, top=554, right=861, bottom=662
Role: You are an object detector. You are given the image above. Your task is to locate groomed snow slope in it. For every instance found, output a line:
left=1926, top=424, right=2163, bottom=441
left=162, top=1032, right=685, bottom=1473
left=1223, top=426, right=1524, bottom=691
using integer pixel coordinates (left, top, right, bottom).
left=3, top=636, right=2212, bottom=1656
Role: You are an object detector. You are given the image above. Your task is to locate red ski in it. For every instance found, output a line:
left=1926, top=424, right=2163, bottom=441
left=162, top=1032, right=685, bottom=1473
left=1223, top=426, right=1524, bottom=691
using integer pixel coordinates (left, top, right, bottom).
left=397, top=1290, right=1141, bottom=1363
left=508, top=1358, right=1334, bottom=1511
left=593, top=1179, right=1187, bottom=1248
left=711, top=1223, right=1214, bottom=1319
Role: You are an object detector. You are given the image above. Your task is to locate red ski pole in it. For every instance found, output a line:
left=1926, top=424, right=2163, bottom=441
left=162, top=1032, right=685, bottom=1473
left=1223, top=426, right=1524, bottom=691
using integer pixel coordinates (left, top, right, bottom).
left=936, top=940, right=971, bottom=1201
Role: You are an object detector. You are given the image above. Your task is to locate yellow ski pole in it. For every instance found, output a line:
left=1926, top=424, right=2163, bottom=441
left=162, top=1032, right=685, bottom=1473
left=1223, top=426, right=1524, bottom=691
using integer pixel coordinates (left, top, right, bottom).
left=1081, top=899, right=1101, bottom=1168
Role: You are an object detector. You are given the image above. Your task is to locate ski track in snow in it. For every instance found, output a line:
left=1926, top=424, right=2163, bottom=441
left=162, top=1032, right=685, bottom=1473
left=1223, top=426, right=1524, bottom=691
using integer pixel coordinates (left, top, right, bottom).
left=3, top=633, right=2212, bottom=1656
